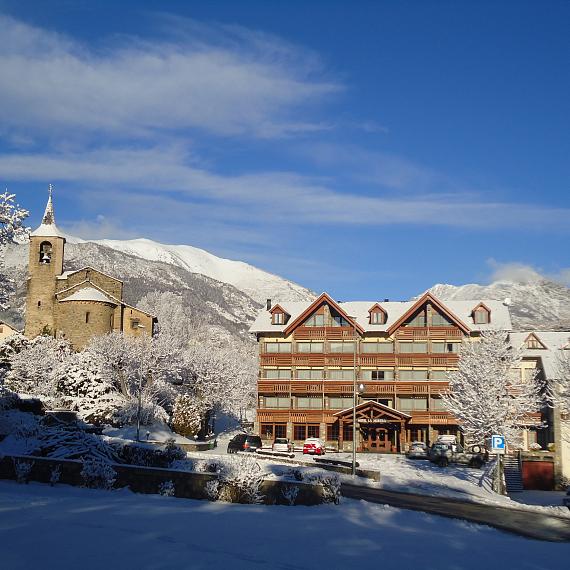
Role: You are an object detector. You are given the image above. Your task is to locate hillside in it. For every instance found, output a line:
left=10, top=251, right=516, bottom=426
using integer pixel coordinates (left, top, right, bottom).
left=427, top=280, right=570, bottom=331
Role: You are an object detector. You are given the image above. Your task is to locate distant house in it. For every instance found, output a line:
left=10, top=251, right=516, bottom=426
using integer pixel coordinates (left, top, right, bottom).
left=0, top=320, right=20, bottom=340
left=24, top=187, right=157, bottom=350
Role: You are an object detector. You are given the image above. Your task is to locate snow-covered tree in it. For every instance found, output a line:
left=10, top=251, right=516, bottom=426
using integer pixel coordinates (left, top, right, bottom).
left=171, top=394, right=203, bottom=437
left=441, top=331, right=543, bottom=448
left=0, top=190, right=29, bottom=248
left=3, top=335, right=72, bottom=401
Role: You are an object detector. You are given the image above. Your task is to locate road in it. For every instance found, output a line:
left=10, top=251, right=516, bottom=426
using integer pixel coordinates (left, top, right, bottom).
left=341, top=483, right=570, bottom=542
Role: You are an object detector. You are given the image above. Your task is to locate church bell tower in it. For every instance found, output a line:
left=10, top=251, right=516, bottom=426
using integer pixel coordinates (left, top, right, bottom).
left=24, top=185, right=66, bottom=338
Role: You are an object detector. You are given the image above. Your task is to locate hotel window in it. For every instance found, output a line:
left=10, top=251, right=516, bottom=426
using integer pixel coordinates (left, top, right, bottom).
left=329, top=341, right=355, bottom=353
left=264, top=396, right=291, bottom=409
left=370, top=310, right=386, bottom=325
left=430, top=397, right=446, bottom=411
left=399, top=342, right=428, bottom=353
left=272, top=312, right=285, bottom=325
left=431, top=342, right=459, bottom=353
left=331, top=314, right=350, bottom=327
left=264, top=369, right=291, bottom=379
left=525, top=336, right=544, bottom=349
left=398, top=397, right=428, bottom=411
left=328, top=397, right=354, bottom=409
left=473, top=307, right=490, bottom=324
left=296, top=369, right=324, bottom=380
left=265, top=342, right=291, bottom=353
left=429, top=370, right=448, bottom=381
left=398, top=370, right=429, bottom=381
left=304, top=314, right=325, bottom=327
left=296, top=397, right=323, bottom=409
left=361, top=369, right=394, bottom=381
left=327, top=369, right=355, bottom=380
left=327, top=423, right=340, bottom=440
left=361, top=342, right=394, bottom=353
left=431, top=313, right=451, bottom=326
left=297, top=342, right=324, bottom=353
left=404, top=312, right=426, bottom=327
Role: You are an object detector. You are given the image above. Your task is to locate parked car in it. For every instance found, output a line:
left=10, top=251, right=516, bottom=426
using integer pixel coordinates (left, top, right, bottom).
left=303, top=438, right=326, bottom=455
left=429, top=442, right=485, bottom=468
left=227, top=433, right=263, bottom=454
left=406, top=441, right=428, bottom=459
left=272, top=438, right=293, bottom=453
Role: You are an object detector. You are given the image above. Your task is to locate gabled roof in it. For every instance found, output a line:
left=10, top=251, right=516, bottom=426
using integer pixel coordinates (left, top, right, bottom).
left=368, top=303, right=387, bottom=314
left=249, top=295, right=512, bottom=334
left=472, top=302, right=492, bottom=314
left=523, top=333, right=547, bottom=349
left=386, top=293, right=471, bottom=335
left=56, top=266, right=123, bottom=285
left=510, top=331, right=570, bottom=379
left=334, top=400, right=412, bottom=420
left=282, top=292, right=365, bottom=335
left=270, top=303, right=289, bottom=316
left=58, top=286, right=118, bottom=305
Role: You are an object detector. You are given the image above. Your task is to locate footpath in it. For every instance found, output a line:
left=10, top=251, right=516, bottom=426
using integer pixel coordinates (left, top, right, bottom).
left=341, top=483, right=570, bottom=542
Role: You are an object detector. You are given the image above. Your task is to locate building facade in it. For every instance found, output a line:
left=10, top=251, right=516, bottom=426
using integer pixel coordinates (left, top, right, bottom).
left=24, top=188, right=156, bottom=350
left=250, top=292, right=545, bottom=453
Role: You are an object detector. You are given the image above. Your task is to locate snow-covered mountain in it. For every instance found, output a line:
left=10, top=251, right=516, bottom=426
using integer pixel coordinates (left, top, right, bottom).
left=66, top=236, right=314, bottom=306
left=426, top=280, right=570, bottom=331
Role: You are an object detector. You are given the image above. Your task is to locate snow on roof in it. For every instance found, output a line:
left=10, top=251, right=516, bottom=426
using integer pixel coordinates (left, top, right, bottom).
left=509, top=331, right=570, bottom=379
left=58, top=286, right=118, bottom=305
left=56, top=266, right=123, bottom=284
left=249, top=297, right=512, bottom=334
left=30, top=223, right=67, bottom=239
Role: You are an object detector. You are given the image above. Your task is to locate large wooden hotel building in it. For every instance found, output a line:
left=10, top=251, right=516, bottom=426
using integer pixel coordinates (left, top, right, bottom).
left=250, top=292, right=518, bottom=452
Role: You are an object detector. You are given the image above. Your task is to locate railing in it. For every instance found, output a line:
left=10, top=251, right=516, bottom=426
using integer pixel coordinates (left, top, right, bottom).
left=258, top=380, right=451, bottom=395
left=261, top=353, right=458, bottom=367
left=396, top=327, right=464, bottom=340
left=293, top=326, right=355, bottom=340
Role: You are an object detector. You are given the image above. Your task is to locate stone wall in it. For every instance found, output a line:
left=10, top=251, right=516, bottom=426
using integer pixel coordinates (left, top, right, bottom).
left=55, top=300, right=115, bottom=350
left=0, top=454, right=325, bottom=505
left=57, top=268, right=123, bottom=301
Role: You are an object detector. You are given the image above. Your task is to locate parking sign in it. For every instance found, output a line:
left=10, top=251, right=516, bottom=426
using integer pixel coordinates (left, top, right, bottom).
left=491, top=435, right=506, bottom=454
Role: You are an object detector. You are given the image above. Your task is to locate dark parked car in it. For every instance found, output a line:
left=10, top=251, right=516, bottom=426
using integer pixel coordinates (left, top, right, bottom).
left=429, top=442, right=485, bottom=468
left=227, top=433, right=263, bottom=454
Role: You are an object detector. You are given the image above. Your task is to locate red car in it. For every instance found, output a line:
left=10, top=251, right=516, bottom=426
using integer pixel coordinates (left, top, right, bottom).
left=303, top=438, right=326, bottom=455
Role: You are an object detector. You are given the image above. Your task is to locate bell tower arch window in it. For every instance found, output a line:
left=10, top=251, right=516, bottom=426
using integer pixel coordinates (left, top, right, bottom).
left=39, top=241, right=53, bottom=264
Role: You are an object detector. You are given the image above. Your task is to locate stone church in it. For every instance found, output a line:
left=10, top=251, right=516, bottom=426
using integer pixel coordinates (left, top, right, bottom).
left=24, top=188, right=156, bottom=350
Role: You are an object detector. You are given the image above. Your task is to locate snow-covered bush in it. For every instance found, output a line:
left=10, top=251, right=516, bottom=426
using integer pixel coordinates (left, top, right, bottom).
left=281, top=484, right=299, bottom=506
left=211, top=455, right=265, bottom=504
left=81, top=458, right=117, bottom=490
left=0, top=385, right=18, bottom=410
left=205, top=479, right=220, bottom=501
left=305, top=472, right=341, bottom=504
left=171, top=395, right=203, bottom=437
left=49, top=465, right=62, bottom=486
left=13, top=458, right=33, bottom=484
left=34, top=425, right=118, bottom=463
left=529, top=442, right=542, bottom=451
left=159, top=480, right=175, bottom=497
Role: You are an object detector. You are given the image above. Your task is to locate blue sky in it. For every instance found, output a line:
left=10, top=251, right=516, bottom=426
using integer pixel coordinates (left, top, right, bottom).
left=0, top=0, right=568, bottom=299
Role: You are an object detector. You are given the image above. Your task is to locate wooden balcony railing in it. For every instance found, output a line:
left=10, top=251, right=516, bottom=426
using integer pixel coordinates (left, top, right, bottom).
left=293, top=326, right=356, bottom=340
left=257, top=380, right=451, bottom=395
left=396, top=327, right=464, bottom=340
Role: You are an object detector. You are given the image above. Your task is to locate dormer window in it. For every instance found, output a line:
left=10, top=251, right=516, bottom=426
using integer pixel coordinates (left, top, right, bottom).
left=525, top=334, right=545, bottom=350
left=368, top=304, right=387, bottom=325
left=272, top=311, right=285, bottom=325
left=472, top=304, right=491, bottom=325
left=39, top=241, right=52, bottom=264
left=270, top=304, right=289, bottom=325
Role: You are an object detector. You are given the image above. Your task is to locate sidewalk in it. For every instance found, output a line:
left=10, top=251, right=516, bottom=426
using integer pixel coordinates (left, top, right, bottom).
left=342, top=483, right=570, bottom=542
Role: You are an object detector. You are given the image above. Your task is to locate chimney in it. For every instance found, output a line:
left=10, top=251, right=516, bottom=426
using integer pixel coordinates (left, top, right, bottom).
left=384, top=298, right=389, bottom=302
left=266, top=299, right=272, bottom=311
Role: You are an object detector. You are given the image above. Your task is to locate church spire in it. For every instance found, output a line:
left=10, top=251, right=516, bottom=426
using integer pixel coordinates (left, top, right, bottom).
left=42, top=184, right=55, bottom=225
left=30, top=184, right=66, bottom=239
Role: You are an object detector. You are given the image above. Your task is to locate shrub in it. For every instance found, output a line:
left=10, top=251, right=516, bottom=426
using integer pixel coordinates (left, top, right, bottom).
left=305, top=472, right=341, bottom=504
left=159, top=480, right=176, bottom=497
left=13, top=458, right=34, bottom=484
left=207, top=455, right=265, bottom=504
left=80, top=458, right=117, bottom=489
left=281, top=484, right=299, bottom=506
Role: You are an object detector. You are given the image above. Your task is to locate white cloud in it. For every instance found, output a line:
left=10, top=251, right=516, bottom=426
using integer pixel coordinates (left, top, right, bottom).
left=0, top=14, right=339, bottom=139
left=4, top=146, right=569, bottom=234
left=488, top=259, right=570, bottom=286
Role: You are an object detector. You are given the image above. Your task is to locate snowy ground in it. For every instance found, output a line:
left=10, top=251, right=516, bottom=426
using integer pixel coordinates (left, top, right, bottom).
left=0, top=481, right=568, bottom=570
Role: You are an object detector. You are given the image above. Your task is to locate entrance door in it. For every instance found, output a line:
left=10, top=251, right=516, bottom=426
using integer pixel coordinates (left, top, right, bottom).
left=362, top=427, right=391, bottom=452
